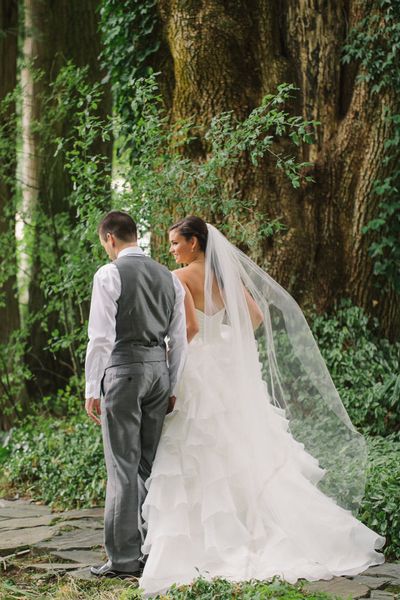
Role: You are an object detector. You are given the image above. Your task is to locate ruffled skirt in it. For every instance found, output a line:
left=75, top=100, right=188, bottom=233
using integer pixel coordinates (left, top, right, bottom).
left=139, top=336, right=385, bottom=596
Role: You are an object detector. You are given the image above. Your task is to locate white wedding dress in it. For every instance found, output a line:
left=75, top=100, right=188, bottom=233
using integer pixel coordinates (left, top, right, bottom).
left=139, top=305, right=385, bottom=596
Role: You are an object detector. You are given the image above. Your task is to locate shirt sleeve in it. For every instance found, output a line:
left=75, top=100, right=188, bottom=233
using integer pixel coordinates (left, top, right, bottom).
left=85, top=263, right=120, bottom=399
left=167, top=274, right=187, bottom=395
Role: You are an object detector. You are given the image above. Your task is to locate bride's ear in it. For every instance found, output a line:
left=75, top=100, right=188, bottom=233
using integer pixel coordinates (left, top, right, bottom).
left=191, top=236, right=200, bottom=252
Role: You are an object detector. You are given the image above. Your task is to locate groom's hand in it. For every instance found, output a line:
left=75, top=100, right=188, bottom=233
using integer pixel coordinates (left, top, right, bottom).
left=85, top=397, right=101, bottom=425
left=167, top=395, right=176, bottom=414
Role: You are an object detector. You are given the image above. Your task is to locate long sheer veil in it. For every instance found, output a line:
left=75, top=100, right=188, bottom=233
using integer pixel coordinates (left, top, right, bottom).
left=204, top=223, right=367, bottom=514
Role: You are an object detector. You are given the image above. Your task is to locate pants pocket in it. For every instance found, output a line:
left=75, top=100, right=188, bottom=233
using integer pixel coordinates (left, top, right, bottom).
left=113, top=364, right=145, bottom=379
left=100, top=372, right=106, bottom=397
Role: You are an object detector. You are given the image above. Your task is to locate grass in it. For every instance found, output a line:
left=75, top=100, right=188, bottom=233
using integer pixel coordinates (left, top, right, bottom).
left=0, top=560, right=350, bottom=600
left=0, top=576, right=137, bottom=600
left=0, top=555, right=135, bottom=600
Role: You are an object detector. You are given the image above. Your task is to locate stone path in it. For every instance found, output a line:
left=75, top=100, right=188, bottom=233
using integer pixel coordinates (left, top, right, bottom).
left=0, top=498, right=105, bottom=578
left=0, top=498, right=399, bottom=597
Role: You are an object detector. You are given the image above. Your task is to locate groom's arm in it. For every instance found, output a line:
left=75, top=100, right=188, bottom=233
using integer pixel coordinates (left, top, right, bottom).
left=167, top=274, right=187, bottom=401
left=85, top=264, right=120, bottom=423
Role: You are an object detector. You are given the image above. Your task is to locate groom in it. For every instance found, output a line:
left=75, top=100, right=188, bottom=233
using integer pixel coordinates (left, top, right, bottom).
left=85, top=211, right=186, bottom=578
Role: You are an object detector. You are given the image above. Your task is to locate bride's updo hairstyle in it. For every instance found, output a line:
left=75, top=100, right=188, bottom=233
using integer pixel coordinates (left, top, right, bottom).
left=169, top=215, right=208, bottom=252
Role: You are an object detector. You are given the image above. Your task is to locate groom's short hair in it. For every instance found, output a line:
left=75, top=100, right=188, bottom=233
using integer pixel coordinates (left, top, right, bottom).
left=98, top=211, right=137, bottom=242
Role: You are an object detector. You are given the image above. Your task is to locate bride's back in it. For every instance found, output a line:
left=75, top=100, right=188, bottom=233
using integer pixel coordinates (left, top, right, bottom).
left=175, top=261, right=224, bottom=314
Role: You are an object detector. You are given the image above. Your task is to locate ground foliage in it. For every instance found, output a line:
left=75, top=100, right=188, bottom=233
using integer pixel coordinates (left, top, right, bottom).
left=312, top=300, right=400, bottom=437
left=0, top=571, right=339, bottom=600
left=1, top=417, right=106, bottom=510
left=361, top=434, right=400, bottom=560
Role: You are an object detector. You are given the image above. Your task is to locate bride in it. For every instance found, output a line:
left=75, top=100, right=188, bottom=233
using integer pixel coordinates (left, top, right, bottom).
left=139, top=215, right=385, bottom=596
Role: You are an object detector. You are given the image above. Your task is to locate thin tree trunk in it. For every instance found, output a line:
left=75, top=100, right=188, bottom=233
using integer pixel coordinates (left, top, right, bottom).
left=21, top=0, right=112, bottom=397
left=0, top=0, right=23, bottom=428
left=154, top=0, right=399, bottom=339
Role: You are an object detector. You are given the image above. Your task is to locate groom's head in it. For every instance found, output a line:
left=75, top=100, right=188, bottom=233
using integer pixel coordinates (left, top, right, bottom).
left=98, top=211, right=137, bottom=260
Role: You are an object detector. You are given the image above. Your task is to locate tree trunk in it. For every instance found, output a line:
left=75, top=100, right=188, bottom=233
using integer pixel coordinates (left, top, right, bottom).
left=0, top=0, right=23, bottom=427
left=154, top=0, right=399, bottom=339
left=21, top=0, right=112, bottom=397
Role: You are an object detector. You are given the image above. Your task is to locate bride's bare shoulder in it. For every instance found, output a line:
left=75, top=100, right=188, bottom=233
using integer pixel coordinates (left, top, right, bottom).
left=172, top=266, right=191, bottom=284
left=172, top=264, right=203, bottom=290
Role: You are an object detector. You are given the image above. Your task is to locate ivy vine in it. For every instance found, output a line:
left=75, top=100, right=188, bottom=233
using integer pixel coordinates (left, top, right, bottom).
left=99, top=0, right=159, bottom=143
left=343, top=0, right=400, bottom=294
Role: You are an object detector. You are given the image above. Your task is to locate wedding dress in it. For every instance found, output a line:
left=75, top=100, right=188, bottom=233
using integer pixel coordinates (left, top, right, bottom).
left=139, top=225, right=385, bottom=596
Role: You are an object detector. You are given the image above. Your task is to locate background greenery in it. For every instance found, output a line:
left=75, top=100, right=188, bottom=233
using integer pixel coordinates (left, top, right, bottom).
left=0, top=2, right=399, bottom=596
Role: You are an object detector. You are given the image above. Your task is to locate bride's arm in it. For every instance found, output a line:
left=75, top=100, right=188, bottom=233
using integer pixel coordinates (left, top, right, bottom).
left=243, top=287, right=264, bottom=330
left=173, top=271, right=199, bottom=343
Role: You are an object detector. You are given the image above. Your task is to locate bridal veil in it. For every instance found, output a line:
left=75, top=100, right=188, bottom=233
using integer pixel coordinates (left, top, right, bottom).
left=203, top=223, right=367, bottom=514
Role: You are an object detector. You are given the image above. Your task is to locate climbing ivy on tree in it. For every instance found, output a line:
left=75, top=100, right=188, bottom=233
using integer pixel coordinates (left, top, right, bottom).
left=99, top=0, right=159, bottom=145
left=343, top=0, right=400, bottom=293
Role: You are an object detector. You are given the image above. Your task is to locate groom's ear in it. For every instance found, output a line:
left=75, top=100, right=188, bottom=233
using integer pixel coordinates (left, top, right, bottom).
left=106, top=232, right=116, bottom=247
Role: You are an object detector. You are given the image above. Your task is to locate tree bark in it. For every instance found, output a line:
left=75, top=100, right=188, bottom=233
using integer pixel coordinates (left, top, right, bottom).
left=154, top=0, right=399, bottom=339
left=0, top=0, right=23, bottom=427
left=21, top=0, right=112, bottom=396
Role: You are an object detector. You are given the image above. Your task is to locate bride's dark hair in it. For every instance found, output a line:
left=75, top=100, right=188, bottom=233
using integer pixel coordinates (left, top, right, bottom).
left=169, top=215, right=208, bottom=252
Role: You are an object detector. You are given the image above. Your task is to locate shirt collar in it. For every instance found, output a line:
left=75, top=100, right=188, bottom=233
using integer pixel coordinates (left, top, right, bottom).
left=117, top=246, right=145, bottom=258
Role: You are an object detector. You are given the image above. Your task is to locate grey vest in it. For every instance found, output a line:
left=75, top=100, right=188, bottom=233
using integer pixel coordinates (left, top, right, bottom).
left=107, top=254, right=176, bottom=367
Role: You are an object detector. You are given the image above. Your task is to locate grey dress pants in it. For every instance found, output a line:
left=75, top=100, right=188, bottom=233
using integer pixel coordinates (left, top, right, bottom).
left=100, top=359, right=170, bottom=572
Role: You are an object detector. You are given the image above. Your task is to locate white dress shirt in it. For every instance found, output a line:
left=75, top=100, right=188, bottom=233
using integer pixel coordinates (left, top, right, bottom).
left=85, top=246, right=187, bottom=399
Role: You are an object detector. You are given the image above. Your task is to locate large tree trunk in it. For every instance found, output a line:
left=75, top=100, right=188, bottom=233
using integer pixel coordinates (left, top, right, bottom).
left=21, top=0, right=112, bottom=397
left=0, top=0, right=23, bottom=427
left=154, top=0, right=399, bottom=339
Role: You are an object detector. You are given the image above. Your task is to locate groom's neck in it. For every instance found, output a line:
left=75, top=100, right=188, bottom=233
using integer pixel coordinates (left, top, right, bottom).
left=115, top=242, right=138, bottom=257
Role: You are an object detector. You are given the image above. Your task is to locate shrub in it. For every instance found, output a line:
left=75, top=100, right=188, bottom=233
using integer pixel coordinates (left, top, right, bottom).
left=360, top=433, right=400, bottom=560
left=1, top=415, right=105, bottom=509
left=310, top=300, right=400, bottom=436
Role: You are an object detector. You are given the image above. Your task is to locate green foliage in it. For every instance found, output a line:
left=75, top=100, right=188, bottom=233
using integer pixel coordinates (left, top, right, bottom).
left=0, top=63, right=113, bottom=410
left=0, top=65, right=317, bottom=411
left=99, top=0, right=159, bottom=142
left=343, top=0, right=400, bottom=293
left=360, top=434, right=400, bottom=560
left=115, top=75, right=316, bottom=263
left=256, top=300, right=399, bottom=512
left=151, top=575, right=328, bottom=600
left=2, top=415, right=105, bottom=509
left=0, top=86, right=31, bottom=421
left=26, top=63, right=113, bottom=377
left=0, top=576, right=139, bottom=600
left=0, top=574, right=338, bottom=600
left=310, top=300, right=400, bottom=436
left=342, top=0, right=400, bottom=92
left=0, top=330, right=31, bottom=422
